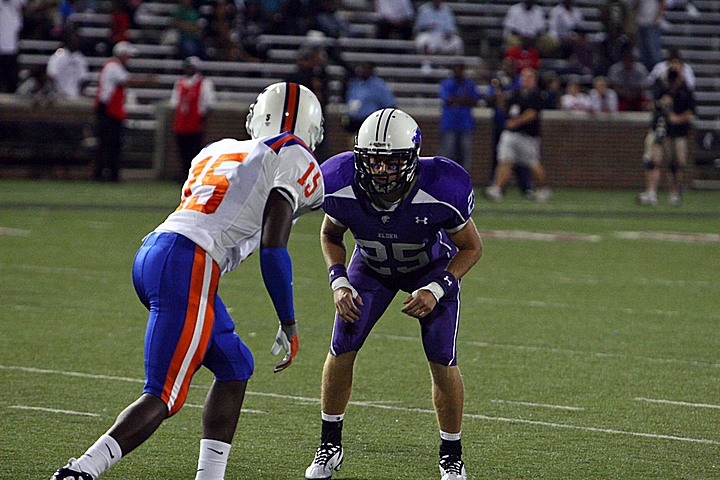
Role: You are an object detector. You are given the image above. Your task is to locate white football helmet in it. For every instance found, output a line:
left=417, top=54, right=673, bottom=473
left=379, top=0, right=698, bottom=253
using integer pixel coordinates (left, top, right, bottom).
left=246, top=82, right=324, bottom=151
left=354, top=108, right=421, bottom=201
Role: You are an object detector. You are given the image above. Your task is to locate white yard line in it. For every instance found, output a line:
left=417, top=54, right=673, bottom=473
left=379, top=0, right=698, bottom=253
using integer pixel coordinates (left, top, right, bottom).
left=2, top=364, right=718, bottom=446
left=376, top=334, right=719, bottom=369
left=0, top=227, right=30, bottom=237
left=185, top=403, right=266, bottom=414
left=9, top=405, right=100, bottom=417
left=634, top=397, right=720, bottom=410
left=491, top=399, right=584, bottom=411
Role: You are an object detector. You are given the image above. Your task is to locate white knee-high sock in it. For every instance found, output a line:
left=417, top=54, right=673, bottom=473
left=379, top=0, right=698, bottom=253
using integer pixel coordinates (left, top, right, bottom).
left=75, top=434, right=123, bottom=478
left=195, top=439, right=232, bottom=480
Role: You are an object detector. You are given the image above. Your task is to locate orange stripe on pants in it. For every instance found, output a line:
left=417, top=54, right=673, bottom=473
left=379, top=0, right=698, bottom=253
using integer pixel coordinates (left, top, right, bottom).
left=161, top=246, right=220, bottom=415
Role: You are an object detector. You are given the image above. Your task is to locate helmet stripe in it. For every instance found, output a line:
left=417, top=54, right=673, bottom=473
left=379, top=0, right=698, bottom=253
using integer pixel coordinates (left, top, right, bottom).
left=381, top=108, right=397, bottom=143
left=281, top=82, right=300, bottom=134
left=374, top=108, right=387, bottom=142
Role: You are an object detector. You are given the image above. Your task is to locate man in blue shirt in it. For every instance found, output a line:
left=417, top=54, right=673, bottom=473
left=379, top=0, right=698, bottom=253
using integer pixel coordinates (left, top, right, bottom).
left=439, top=62, right=481, bottom=172
left=342, top=62, right=396, bottom=134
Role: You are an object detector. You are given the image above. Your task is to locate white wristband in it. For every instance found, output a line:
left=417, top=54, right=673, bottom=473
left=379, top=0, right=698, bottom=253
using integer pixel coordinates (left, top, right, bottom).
left=331, top=276, right=359, bottom=298
left=414, top=281, right=445, bottom=302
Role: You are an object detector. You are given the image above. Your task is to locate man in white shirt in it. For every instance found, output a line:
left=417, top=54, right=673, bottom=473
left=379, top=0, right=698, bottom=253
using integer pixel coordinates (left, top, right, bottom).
left=548, top=0, right=584, bottom=57
left=503, top=0, right=555, bottom=57
left=647, top=47, right=695, bottom=91
left=0, top=0, right=26, bottom=93
left=635, top=0, right=665, bottom=71
left=375, top=0, right=415, bottom=40
left=46, top=30, right=89, bottom=98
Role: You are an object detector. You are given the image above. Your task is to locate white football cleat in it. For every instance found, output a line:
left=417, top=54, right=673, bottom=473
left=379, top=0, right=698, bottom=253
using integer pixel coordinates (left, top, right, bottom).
left=484, top=184, right=503, bottom=202
left=534, top=187, right=553, bottom=203
left=305, top=443, right=344, bottom=479
left=439, top=454, right=467, bottom=480
left=637, top=191, right=658, bottom=206
left=669, top=192, right=682, bottom=207
left=51, top=458, right=94, bottom=480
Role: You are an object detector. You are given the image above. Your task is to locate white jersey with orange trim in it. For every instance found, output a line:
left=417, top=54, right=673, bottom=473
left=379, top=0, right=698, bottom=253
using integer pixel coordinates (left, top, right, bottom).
left=155, top=132, right=324, bottom=275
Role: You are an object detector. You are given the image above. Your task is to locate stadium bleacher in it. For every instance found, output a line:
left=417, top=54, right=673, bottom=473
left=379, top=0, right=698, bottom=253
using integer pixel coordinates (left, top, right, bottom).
left=13, top=0, right=720, bottom=176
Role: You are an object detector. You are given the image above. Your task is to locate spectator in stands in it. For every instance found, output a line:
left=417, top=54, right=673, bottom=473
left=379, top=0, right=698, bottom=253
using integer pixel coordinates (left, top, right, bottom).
left=439, top=61, right=481, bottom=172
left=170, top=56, right=216, bottom=180
left=638, top=64, right=695, bottom=206
left=588, top=75, right=619, bottom=112
left=647, top=46, right=695, bottom=91
left=375, top=0, right=415, bottom=41
left=110, top=0, right=131, bottom=48
left=560, top=77, right=592, bottom=111
left=244, top=0, right=294, bottom=36
left=54, top=0, right=95, bottom=38
left=485, top=68, right=552, bottom=202
left=173, top=0, right=205, bottom=59
left=22, top=0, right=57, bottom=41
left=504, top=34, right=541, bottom=73
left=541, top=69, right=562, bottom=109
left=341, top=61, right=396, bottom=137
left=204, top=0, right=257, bottom=62
left=503, top=0, right=555, bottom=57
left=315, top=0, right=355, bottom=39
left=287, top=44, right=332, bottom=160
left=634, top=0, right=665, bottom=71
left=46, top=28, right=89, bottom=98
left=0, top=0, right=25, bottom=94
left=547, top=0, right=584, bottom=58
left=15, top=65, right=54, bottom=102
left=413, top=0, right=464, bottom=57
left=607, top=46, right=649, bottom=111
left=599, top=0, right=633, bottom=68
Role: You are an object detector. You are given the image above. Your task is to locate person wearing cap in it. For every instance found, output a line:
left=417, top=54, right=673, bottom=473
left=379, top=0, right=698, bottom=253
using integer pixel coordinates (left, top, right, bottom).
left=93, top=41, right=137, bottom=182
left=170, top=56, right=217, bottom=180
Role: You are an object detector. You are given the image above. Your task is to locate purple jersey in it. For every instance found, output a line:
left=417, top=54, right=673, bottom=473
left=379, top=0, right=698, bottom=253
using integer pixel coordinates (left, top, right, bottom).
left=321, top=152, right=474, bottom=287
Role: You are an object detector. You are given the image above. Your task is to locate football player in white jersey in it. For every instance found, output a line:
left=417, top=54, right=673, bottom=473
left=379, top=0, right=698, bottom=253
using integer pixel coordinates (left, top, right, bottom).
left=51, top=82, right=325, bottom=480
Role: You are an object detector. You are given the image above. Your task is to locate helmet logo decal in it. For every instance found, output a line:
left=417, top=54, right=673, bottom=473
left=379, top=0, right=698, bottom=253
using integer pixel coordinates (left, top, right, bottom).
left=412, top=127, right=422, bottom=146
left=264, top=113, right=271, bottom=126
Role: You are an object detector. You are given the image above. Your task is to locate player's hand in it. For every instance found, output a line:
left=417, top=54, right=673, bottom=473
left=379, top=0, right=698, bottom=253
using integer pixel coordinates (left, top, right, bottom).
left=270, top=321, right=298, bottom=373
left=401, top=289, right=437, bottom=319
left=334, top=287, right=363, bottom=323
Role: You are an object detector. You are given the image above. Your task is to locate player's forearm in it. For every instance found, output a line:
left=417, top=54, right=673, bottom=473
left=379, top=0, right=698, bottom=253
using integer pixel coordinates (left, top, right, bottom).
left=321, top=234, right=347, bottom=268
left=445, top=246, right=482, bottom=281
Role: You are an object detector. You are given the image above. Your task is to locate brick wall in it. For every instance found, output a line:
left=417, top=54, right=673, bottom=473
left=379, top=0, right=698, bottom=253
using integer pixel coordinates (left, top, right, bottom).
left=157, top=104, right=673, bottom=190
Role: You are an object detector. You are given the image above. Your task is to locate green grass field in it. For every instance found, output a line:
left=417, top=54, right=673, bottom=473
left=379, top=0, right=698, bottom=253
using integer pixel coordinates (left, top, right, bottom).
left=1, top=179, right=718, bottom=479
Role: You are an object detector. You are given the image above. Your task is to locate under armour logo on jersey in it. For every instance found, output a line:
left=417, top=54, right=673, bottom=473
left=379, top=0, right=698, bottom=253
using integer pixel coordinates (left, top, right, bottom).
left=381, top=215, right=390, bottom=224
left=415, top=216, right=428, bottom=224
left=442, top=275, right=453, bottom=287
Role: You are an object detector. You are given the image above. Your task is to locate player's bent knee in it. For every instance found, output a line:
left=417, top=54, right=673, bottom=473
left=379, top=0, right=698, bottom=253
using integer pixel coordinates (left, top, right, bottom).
left=643, top=156, right=658, bottom=170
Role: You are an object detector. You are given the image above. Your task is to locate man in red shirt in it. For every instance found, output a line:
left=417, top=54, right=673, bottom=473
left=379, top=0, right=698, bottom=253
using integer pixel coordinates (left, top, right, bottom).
left=170, top=56, right=217, bottom=180
left=94, top=41, right=135, bottom=182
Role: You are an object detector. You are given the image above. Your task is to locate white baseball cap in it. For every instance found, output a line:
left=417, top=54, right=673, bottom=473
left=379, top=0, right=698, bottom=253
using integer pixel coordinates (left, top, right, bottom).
left=113, top=41, right=138, bottom=57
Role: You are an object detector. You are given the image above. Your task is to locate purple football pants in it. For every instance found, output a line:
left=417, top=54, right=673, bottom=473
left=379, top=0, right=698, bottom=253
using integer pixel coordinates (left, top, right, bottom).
left=330, top=253, right=461, bottom=366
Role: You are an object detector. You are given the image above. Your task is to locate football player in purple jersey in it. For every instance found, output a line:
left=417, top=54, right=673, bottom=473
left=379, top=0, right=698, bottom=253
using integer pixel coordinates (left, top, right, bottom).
left=305, top=108, right=483, bottom=480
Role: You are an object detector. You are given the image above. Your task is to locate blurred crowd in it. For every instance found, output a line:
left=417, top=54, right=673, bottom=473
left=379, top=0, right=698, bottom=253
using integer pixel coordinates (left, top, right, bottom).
left=1, top=0, right=695, bottom=114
